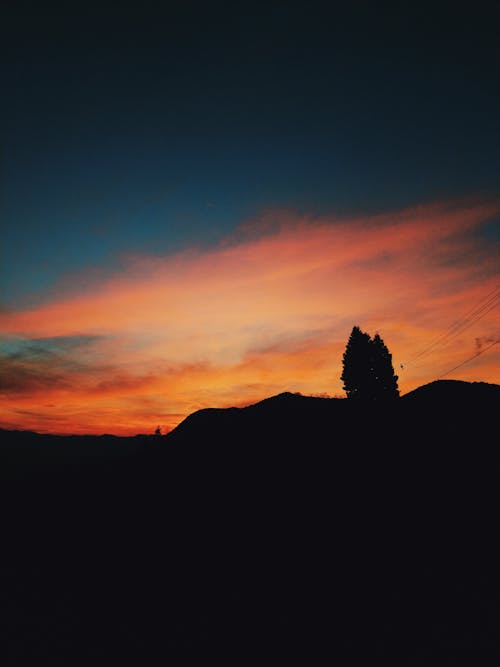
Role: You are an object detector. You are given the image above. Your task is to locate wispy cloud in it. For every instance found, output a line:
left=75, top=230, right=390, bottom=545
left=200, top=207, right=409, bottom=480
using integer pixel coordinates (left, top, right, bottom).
left=1, top=197, right=499, bottom=434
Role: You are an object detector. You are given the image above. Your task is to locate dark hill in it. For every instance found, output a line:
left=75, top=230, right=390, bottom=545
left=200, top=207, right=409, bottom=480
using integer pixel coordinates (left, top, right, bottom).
left=165, top=379, right=499, bottom=454
left=1, top=380, right=499, bottom=666
left=402, top=378, right=500, bottom=405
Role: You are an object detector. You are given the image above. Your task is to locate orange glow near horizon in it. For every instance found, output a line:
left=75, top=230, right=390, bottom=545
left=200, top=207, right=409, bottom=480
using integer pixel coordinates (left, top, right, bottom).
left=1, top=197, right=499, bottom=435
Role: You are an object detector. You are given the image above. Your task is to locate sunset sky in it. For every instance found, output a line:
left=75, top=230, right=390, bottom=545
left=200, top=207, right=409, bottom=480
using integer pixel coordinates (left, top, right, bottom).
left=1, top=2, right=499, bottom=434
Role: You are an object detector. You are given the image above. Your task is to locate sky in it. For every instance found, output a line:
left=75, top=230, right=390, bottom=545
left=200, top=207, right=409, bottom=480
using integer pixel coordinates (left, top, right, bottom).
left=1, top=1, right=499, bottom=434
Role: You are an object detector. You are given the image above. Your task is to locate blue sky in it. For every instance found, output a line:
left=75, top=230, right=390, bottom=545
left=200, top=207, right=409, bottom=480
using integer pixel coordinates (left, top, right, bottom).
left=2, top=1, right=499, bottom=307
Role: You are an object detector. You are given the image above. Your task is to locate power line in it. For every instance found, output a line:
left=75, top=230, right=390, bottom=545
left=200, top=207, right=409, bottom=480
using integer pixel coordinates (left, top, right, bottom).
left=437, top=339, right=500, bottom=379
left=402, top=286, right=500, bottom=368
left=420, top=296, right=499, bottom=360
left=411, top=288, right=499, bottom=362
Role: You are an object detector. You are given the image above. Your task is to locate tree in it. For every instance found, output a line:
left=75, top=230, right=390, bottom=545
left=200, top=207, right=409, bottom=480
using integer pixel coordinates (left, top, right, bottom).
left=371, top=333, right=400, bottom=400
left=341, top=326, right=399, bottom=400
left=341, top=326, right=373, bottom=400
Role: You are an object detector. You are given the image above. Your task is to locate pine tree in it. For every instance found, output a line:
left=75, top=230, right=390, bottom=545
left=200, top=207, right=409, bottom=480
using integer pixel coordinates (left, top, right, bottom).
left=341, top=326, right=373, bottom=399
left=341, top=326, right=399, bottom=400
left=371, top=333, right=400, bottom=400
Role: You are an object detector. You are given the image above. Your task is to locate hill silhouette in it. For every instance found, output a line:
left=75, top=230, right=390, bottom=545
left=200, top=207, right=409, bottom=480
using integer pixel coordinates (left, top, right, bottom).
left=165, top=379, right=499, bottom=455
left=1, top=379, right=499, bottom=666
left=402, top=377, right=500, bottom=405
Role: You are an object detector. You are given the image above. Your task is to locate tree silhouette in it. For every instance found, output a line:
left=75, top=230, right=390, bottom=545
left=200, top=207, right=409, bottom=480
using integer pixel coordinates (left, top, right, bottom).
left=371, top=333, right=400, bottom=400
left=341, top=326, right=399, bottom=400
left=341, top=326, right=373, bottom=399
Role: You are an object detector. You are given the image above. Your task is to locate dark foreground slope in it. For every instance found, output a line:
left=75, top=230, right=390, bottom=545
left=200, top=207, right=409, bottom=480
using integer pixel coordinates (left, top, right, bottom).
left=1, top=380, right=499, bottom=666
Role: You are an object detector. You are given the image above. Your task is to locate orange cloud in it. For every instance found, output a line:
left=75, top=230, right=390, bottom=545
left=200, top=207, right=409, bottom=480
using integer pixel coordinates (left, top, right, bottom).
left=1, top=196, right=499, bottom=435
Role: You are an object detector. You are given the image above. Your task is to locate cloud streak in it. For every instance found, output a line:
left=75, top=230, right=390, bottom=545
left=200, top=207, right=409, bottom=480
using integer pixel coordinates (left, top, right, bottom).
left=1, top=197, right=499, bottom=434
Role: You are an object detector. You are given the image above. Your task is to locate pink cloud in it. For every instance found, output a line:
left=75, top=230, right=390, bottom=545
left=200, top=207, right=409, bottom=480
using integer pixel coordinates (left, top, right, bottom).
left=1, top=196, right=498, bottom=434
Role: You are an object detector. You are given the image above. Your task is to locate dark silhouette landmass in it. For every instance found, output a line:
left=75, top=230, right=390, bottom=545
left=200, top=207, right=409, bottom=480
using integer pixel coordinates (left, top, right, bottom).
left=1, top=379, right=499, bottom=666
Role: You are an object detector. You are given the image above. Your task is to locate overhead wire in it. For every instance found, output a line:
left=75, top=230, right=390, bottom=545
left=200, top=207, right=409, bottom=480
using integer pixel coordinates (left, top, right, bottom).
left=401, top=285, right=500, bottom=369
left=410, top=287, right=499, bottom=362
left=437, top=339, right=499, bottom=379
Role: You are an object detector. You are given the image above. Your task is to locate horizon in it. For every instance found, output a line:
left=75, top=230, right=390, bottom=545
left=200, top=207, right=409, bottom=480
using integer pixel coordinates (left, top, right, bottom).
left=2, top=377, right=499, bottom=438
left=1, top=3, right=499, bottom=435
